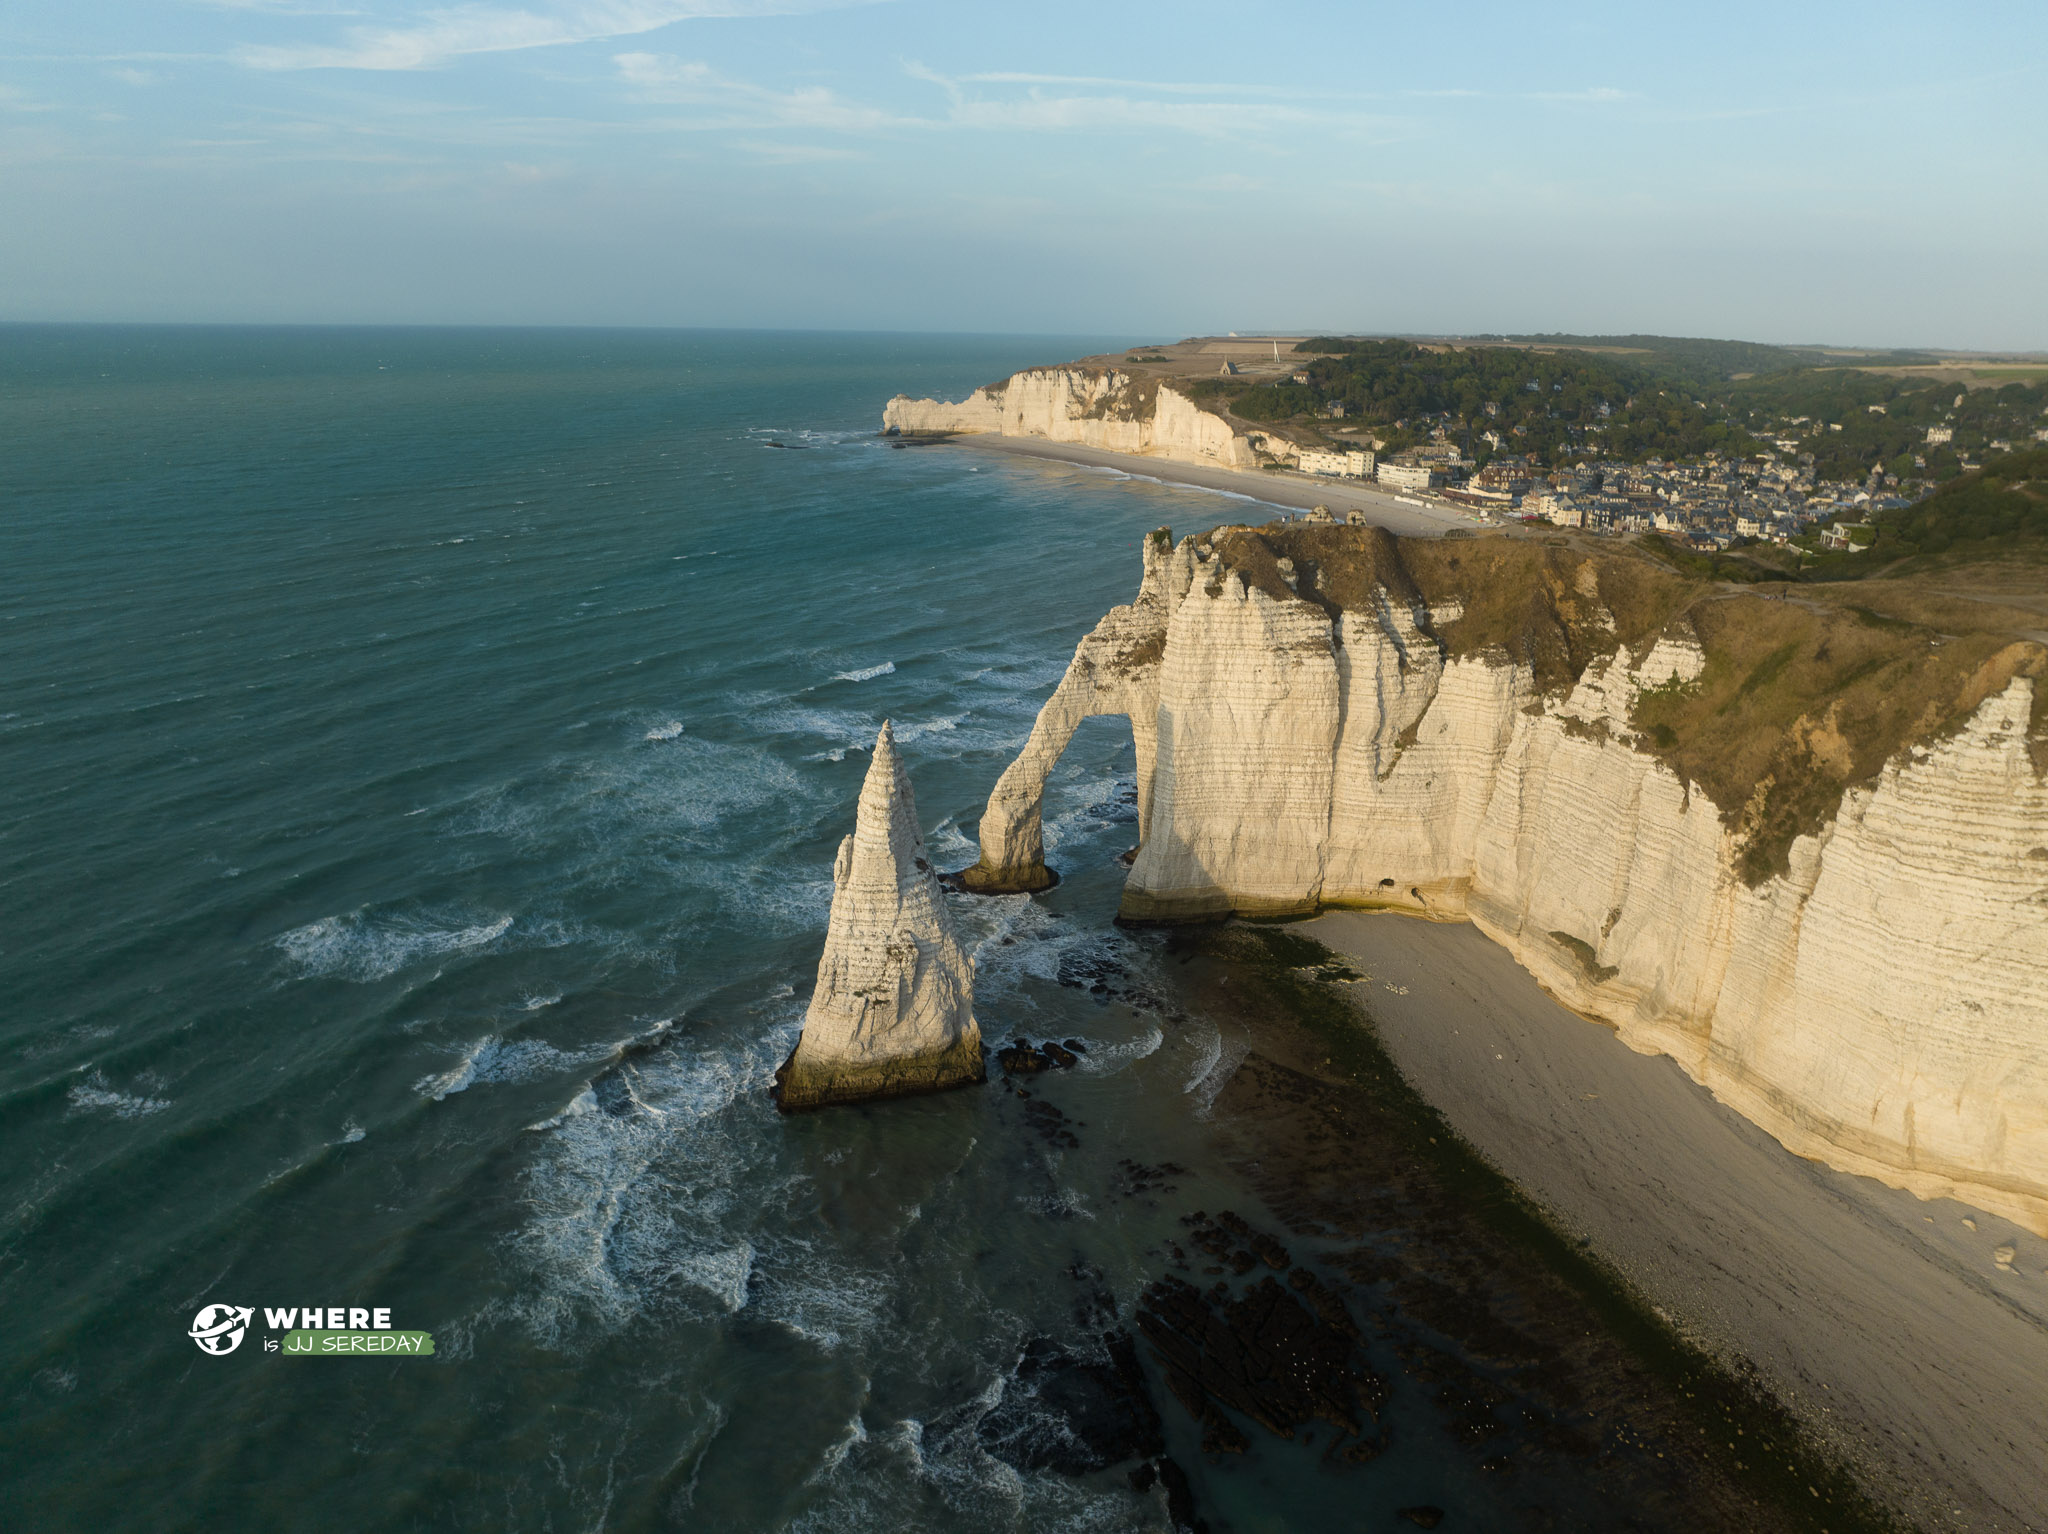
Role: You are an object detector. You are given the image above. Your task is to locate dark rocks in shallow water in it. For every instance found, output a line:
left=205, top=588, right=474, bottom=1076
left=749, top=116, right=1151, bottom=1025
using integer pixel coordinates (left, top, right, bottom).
left=1136, top=1269, right=1386, bottom=1448
left=1083, top=780, right=1140, bottom=824
left=1180, top=1210, right=1290, bottom=1273
left=1155, top=1455, right=1207, bottom=1533
left=997, top=1038, right=1081, bottom=1075
left=1021, top=1097, right=1080, bottom=1149
left=1398, top=1508, right=1446, bottom=1530
left=1116, top=1159, right=1185, bottom=1200
left=976, top=1330, right=1164, bottom=1475
left=998, top=1039, right=1048, bottom=1074
left=1062, top=1038, right=1088, bottom=1053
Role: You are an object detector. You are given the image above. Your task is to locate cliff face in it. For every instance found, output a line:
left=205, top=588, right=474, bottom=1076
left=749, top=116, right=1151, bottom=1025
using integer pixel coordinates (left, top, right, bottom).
left=966, top=526, right=2048, bottom=1232
left=884, top=367, right=1277, bottom=470
left=777, top=722, right=984, bottom=1109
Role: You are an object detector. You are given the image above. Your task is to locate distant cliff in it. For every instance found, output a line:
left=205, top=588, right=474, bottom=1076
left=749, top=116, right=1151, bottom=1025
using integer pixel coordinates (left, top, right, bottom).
left=884, top=367, right=1297, bottom=470
left=964, top=523, right=2048, bottom=1234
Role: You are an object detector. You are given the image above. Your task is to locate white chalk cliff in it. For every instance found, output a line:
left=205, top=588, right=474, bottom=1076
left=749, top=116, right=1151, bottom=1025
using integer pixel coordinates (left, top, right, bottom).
left=777, top=722, right=984, bottom=1109
left=964, top=525, right=2048, bottom=1233
left=884, top=367, right=1290, bottom=470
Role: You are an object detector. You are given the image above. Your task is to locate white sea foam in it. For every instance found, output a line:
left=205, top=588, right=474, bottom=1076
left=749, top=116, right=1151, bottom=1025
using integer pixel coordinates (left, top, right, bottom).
left=832, top=662, right=895, bottom=683
left=66, top=1070, right=170, bottom=1120
left=506, top=1026, right=786, bottom=1344
left=644, top=721, right=685, bottom=741
left=525, top=1086, right=598, bottom=1133
left=339, top=1121, right=366, bottom=1144
left=1182, top=1025, right=1222, bottom=1094
left=1076, top=1025, right=1163, bottom=1076
left=928, top=817, right=977, bottom=865
left=276, top=909, right=514, bottom=983
left=893, top=713, right=962, bottom=743
left=678, top=1241, right=755, bottom=1312
left=414, top=1034, right=615, bottom=1101
left=1187, top=1033, right=1250, bottom=1117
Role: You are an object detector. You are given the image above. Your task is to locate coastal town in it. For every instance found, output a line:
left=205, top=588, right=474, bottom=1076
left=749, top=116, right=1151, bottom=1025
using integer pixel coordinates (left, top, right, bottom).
left=1201, top=337, right=2048, bottom=554
left=1289, top=429, right=1903, bottom=551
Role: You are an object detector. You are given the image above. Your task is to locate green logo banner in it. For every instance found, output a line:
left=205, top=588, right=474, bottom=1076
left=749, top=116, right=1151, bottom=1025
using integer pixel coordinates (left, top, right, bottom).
left=281, top=1330, right=435, bottom=1356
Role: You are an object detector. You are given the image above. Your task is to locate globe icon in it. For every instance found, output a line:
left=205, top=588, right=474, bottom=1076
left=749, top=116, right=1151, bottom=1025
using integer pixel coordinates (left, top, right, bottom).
left=189, top=1304, right=252, bottom=1355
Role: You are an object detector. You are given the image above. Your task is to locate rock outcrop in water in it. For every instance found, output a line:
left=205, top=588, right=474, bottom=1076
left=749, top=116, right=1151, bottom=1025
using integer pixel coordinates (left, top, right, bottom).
left=966, top=524, right=2048, bottom=1234
left=884, top=367, right=1282, bottom=470
left=776, top=722, right=984, bottom=1110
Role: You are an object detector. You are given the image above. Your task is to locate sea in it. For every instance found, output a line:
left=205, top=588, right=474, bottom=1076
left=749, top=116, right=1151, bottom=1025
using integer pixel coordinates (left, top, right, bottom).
left=1, top=327, right=1734, bottom=1533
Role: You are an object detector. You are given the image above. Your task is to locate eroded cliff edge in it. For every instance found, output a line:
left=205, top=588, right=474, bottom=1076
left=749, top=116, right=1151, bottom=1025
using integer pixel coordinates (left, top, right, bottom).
left=884, top=367, right=1294, bottom=470
left=965, top=523, right=2048, bottom=1233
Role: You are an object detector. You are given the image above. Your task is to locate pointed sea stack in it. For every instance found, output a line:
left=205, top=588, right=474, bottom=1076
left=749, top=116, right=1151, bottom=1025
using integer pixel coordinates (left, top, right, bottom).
left=774, top=721, right=985, bottom=1110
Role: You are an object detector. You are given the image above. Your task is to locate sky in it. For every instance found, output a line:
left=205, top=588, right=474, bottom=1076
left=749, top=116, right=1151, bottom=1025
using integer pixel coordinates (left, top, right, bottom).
left=2, top=0, right=2043, bottom=346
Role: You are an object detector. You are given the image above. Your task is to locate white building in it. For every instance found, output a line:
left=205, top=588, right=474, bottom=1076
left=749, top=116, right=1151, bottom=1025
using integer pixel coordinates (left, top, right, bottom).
left=1926, top=424, right=1954, bottom=445
left=1300, top=448, right=1374, bottom=479
left=1376, top=461, right=1442, bottom=492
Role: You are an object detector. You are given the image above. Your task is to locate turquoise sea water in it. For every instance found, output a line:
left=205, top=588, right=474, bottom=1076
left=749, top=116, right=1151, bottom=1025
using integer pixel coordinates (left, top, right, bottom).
left=3, top=327, right=1707, bottom=1532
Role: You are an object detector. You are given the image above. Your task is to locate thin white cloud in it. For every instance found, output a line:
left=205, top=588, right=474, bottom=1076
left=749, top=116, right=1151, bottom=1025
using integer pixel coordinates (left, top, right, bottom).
left=729, top=136, right=866, bottom=162
left=962, top=71, right=1368, bottom=101
left=0, top=84, right=58, bottom=112
left=193, top=1, right=367, bottom=14
left=619, top=53, right=1400, bottom=141
left=617, top=52, right=908, bottom=131
left=238, top=0, right=871, bottom=71
left=902, top=61, right=1393, bottom=139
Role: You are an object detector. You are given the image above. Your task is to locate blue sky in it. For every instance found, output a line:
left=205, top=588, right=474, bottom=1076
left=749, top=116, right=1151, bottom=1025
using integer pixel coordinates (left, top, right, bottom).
left=2, top=1, right=2042, bottom=345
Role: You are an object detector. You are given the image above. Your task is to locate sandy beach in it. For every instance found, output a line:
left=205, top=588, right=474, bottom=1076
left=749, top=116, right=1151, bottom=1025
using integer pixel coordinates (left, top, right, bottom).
left=1308, top=909, right=2048, bottom=1532
left=948, top=433, right=1484, bottom=539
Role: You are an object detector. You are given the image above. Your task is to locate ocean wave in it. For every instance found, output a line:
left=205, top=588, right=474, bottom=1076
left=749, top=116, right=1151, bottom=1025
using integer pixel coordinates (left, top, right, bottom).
left=524, top=1086, right=597, bottom=1133
left=833, top=662, right=895, bottom=683
left=893, top=713, right=963, bottom=742
left=1075, top=1024, right=1163, bottom=1076
left=414, top=1033, right=616, bottom=1101
left=1186, top=1032, right=1249, bottom=1117
left=644, top=720, right=685, bottom=741
left=276, top=909, right=514, bottom=983
left=66, top=1069, right=170, bottom=1120
left=928, top=817, right=977, bottom=865
left=505, top=1024, right=791, bottom=1344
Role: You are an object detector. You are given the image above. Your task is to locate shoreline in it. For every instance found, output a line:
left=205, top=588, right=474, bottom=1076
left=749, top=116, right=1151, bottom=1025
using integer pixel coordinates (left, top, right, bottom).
left=938, top=432, right=1486, bottom=538
left=1307, top=909, right=2048, bottom=1532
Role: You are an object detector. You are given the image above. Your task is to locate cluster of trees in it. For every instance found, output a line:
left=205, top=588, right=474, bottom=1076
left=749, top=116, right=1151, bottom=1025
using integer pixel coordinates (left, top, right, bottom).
left=1180, top=337, right=2048, bottom=485
left=1873, top=446, right=2048, bottom=555
left=1732, top=371, right=2047, bottom=483
left=1187, top=338, right=1766, bottom=467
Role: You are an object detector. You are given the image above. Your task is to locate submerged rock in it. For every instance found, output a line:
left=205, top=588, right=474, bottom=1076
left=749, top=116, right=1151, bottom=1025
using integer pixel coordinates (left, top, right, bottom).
left=976, top=1329, right=1164, bottom=1474
left=774, top=721, right=984, bottom=1110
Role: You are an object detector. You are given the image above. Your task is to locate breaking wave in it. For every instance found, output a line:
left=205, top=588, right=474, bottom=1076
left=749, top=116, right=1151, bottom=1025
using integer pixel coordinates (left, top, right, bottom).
left=66, top=1070, right=170, bottom=1120
left=276, top=909, right=514, bottom=983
